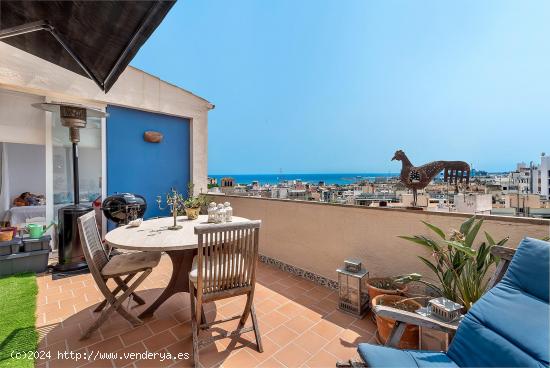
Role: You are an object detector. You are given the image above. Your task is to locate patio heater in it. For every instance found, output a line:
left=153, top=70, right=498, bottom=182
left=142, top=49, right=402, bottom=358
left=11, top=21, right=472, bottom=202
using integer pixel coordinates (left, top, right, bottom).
left=32, top=102, right=106, bottom=272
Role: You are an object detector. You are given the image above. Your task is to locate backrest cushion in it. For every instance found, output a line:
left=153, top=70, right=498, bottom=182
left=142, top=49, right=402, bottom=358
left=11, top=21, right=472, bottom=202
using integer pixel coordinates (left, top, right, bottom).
left=500, top=237, right=549, bottom=302
left=447, top=237, right=549, bottom=367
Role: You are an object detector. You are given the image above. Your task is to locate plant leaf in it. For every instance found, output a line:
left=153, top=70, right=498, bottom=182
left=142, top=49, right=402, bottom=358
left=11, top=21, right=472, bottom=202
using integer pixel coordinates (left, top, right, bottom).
left=398, top=235, right=431, bottom=247
left=445, top=240, right=476, bottom=256
left=422, top=221, right=446, bottom=240
left=465, top=218, right=483, bottom=248
left=485, top=231, right=495, bottom=246
left=460, top=216, right=476, bottom=235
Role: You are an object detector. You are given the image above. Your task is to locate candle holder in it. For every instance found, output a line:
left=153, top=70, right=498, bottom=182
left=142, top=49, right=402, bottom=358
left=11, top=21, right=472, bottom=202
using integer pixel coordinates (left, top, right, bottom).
left=157, top=188, right=185, bottom=230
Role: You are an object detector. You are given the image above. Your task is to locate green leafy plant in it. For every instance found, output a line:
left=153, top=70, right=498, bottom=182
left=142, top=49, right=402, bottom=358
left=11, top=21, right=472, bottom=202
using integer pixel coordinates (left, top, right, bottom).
left=399, top=216, right=508, bottom=310
left=183, top=182, right=209, bottom=209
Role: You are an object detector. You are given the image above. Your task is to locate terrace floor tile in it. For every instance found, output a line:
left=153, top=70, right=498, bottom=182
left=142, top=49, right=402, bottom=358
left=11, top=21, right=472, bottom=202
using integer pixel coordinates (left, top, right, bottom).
left=34, top=254, right=378, bottom=367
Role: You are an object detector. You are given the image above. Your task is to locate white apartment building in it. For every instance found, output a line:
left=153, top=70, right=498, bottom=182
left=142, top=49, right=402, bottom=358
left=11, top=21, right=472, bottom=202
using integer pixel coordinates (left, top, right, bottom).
left=508, top=154, right=549, bottom=198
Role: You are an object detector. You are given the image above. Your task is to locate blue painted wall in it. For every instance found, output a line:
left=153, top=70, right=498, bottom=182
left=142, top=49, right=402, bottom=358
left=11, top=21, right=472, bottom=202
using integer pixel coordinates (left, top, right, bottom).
left=106, top=106, right=190, bottom=219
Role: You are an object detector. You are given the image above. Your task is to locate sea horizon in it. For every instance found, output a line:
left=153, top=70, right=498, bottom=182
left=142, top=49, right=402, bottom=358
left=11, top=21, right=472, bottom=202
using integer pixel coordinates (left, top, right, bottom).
left=209, top=169, right=508, bottom=185
left=209, top=173, right=399, bottom=185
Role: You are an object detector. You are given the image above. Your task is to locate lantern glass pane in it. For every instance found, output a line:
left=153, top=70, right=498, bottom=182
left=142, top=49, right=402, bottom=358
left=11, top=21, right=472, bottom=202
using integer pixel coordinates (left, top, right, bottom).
left=348, top=275, right=359, bottom=306
left=338, top=273, right=349, bottom=300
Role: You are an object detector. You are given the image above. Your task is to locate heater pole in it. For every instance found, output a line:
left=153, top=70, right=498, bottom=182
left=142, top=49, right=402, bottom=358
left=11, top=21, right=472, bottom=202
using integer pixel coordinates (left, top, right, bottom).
left=72, top=142, right=80, bottom=205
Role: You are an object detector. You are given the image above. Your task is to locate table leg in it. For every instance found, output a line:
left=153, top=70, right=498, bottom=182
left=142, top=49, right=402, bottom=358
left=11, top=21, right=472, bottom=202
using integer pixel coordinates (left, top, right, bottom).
left=139, top=249, right=195, bottom=318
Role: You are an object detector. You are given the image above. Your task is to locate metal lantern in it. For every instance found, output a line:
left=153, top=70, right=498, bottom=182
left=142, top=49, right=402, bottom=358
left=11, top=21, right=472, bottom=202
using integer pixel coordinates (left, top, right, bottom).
left=428, top=297, right=463, bottom=322
left=337, top=261, right=369, bottom=317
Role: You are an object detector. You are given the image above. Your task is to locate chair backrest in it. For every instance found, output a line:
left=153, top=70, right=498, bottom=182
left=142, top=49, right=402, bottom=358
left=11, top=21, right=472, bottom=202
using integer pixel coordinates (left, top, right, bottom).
left=77, top=211, right=109, bottom=279
left=447, top=237, right=549, bottom=367
left=194, top=220, right=261, bottom=296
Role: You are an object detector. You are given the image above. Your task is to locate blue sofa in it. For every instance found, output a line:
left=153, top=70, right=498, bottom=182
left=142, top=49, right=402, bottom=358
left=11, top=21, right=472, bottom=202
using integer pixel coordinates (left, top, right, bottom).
left=357, top=237, right=550, bottom=367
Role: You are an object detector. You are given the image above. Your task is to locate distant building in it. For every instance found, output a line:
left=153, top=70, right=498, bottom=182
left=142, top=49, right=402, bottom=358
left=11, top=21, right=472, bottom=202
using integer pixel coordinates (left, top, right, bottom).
left=207, top=177, right=218, bottom=185
left=508, top=153, right=550, bottom=198
left=539, top=153, right=550, bottom=198
left=221, top=177, right=235, bottom=187
left=454, top=194, right=492, bottom=215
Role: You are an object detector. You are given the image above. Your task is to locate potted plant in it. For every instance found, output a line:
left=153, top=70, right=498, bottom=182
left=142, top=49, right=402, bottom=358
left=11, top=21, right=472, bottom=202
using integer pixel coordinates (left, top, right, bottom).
left=399, top=216, right=508, bottom=311
left=366, top=277, right=408, bottom=301
left=371, top=294, right=422, bottom=349
left=183, top=183, right=208, bottom=220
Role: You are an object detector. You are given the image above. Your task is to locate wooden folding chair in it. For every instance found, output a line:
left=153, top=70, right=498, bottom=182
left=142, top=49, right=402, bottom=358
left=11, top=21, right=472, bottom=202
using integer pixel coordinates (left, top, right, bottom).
left=77, top=211, right=161, bottom=340
left=190, top=220, right=263, bottom=366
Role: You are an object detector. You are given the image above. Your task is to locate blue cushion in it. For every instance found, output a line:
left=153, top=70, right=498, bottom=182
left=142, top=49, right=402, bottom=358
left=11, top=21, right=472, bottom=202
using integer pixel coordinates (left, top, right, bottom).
left=500, top=237, right=549, bottom=302
left=357, top=238, right=550, bottom=368
left=447, top=237, right=550, bottom=367
left=358, top=344, right=458, bottom=368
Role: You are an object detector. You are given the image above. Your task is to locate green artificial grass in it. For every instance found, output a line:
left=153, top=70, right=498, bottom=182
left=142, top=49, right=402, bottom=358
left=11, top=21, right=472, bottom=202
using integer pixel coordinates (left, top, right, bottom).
left=0, top=273, right=38, bottom=368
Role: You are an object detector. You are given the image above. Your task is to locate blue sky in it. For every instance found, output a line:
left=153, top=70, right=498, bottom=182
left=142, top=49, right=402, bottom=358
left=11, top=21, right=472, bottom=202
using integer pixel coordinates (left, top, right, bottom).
left=131, top=0, right=550, bottom=174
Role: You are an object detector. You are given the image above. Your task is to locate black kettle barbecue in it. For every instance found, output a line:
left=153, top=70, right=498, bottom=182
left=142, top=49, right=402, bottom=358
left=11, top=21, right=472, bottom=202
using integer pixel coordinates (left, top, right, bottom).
left=102, top=193, right=147, bottom=226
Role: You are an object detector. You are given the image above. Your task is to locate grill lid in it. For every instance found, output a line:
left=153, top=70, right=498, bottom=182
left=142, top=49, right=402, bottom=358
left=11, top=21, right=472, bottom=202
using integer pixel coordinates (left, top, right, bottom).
left=102, top=193, right=146, bottom=225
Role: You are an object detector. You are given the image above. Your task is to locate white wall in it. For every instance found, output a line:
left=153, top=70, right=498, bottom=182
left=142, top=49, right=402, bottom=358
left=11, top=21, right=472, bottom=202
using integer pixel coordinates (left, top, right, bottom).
left=0, top=90, right=45, bottom=145
left=4, top=142, right=46, bottom=203
left=0, top=42, right=213, bottom=195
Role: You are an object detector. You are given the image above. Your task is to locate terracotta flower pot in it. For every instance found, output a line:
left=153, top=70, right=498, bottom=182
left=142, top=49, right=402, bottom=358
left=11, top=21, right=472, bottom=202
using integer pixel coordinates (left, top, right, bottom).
left=372, top=294, right=422, bottom=349
left=185, top=207, right=200, bottom=220
left=366, top=277, right=407, bottom=302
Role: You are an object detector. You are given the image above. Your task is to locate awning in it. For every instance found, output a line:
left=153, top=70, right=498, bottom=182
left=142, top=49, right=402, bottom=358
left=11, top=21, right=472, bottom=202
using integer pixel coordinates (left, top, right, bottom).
left=0, top=1, right=175, bottom=93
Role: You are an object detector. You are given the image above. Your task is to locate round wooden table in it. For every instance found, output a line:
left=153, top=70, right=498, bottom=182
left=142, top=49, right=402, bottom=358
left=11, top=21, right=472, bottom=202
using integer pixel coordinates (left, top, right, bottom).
left=105, top=214, right=249, bottom=318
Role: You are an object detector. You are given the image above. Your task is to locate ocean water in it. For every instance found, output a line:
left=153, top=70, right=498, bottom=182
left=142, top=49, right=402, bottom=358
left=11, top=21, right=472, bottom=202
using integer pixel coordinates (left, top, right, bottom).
left=209, top=173, right=398, bottom=185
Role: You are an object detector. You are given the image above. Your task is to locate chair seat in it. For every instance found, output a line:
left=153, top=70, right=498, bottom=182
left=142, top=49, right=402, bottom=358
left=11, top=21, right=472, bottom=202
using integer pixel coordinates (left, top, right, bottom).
left=189, top=254, right=243, bottom=284
left=357, top=344, right=458, bottom=368
left=101, top=251, right=161, bottom=277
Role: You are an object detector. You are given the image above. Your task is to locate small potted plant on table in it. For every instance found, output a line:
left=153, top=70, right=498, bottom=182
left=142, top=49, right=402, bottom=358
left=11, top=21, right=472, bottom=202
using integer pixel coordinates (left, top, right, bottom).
left=183, top=183, right=207, bottom=220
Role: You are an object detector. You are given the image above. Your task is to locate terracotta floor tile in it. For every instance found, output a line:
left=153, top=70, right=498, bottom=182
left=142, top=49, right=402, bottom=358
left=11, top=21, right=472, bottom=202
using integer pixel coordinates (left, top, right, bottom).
left=120, top=325, right=153, bottom=346
left=256, top=357, right=286, bottom=368
left=147, top=316, right=180, bottom=334
left=305, top=349, right=339, bottom=368
left=242, top=335, right=278, bottom=363
left=143, top=330, right=178, bottom=352
left=294, top=330, right=329, bottom=355
left=220, top=349, right=260, bottom=368
left=286, top=315, right=314, bottom=334
left=259, top=310, right=290, bottom=331
left=88, top=336, right=124, bottom=354
left=35, top=261, right=375, bottom=367
left=323, top=310, right=357, bottom=329
left=310, top=320, right=343, bottom=340
left=265, top=325, right=298, bottom=347
left=112, top=341, right=147, bottom=367
left=276, top=301, right=306, bottom=319
left=273, top=342, right=311, bottom=367
left=170, top=321, right=193, bottom=341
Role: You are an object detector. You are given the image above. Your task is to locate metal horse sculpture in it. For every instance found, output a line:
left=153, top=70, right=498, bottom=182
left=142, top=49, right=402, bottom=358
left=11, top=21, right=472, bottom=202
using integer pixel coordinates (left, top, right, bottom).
left=392, top=150, right=470, bottom=207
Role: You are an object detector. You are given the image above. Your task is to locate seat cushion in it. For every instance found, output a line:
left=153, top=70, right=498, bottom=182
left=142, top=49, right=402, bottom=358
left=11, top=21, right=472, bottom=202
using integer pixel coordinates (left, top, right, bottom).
left=189, top=254, right=244, bottom=284
left=357, top=344, right=458, bottom=368
left=101, top=251, right=161, bottom=277
left=447, top=237, right=549, bottom=367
